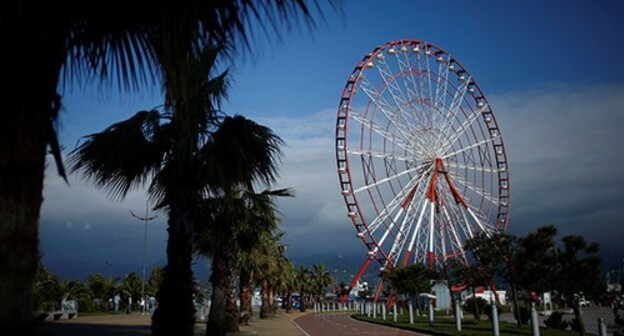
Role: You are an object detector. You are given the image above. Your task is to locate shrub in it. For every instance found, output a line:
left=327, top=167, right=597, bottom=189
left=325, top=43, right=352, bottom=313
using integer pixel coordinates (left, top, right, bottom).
left=570, top=317, right=582, bottom=332
left=464, top=297, right=488, bottom=320
left=484, top=303, right=504, bottom=320
left=544, top=311, right=569, bottom=330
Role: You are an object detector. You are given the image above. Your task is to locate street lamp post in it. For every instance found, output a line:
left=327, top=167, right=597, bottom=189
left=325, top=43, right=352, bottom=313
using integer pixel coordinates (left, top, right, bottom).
left=105, top=260, right=114, bottom=281
left=130, top=202, right=157, bottom=305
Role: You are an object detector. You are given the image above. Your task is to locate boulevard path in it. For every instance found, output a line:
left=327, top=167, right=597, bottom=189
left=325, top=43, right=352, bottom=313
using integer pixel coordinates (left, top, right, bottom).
left=43, top=310, right=425, bottom=336
left=294, top=312, right=427, bottom=336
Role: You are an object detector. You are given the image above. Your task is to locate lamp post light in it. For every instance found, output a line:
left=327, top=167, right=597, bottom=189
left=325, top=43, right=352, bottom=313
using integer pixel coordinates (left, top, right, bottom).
left=130, top=202, right=157, bottom=304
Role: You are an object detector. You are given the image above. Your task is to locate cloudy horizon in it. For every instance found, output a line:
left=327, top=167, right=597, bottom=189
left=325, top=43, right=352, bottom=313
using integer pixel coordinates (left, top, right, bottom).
left=40, top=80, right=624, bottom=280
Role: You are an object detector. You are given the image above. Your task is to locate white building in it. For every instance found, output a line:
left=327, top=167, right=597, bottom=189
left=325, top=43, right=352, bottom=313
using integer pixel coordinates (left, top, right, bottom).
left=461, top=287, right=507, bottom=305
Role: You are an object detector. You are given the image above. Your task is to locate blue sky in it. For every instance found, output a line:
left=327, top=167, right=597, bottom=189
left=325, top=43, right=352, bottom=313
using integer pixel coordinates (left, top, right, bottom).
left=41, top=0, right=624, bottom=279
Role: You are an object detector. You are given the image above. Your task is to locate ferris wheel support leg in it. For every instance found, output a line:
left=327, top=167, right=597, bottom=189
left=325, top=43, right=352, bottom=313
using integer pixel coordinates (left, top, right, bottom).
left=490, top=283, right=501, bottom=305
left=387, top=294, right=396, bottom=308
left=374, top=280, right=385, bottom=303
left=340, top=256, right=373, bottom=304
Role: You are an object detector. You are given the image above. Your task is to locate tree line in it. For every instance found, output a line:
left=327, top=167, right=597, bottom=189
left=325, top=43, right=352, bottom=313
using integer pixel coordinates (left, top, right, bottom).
left=381, top=225, right=604, bottom=336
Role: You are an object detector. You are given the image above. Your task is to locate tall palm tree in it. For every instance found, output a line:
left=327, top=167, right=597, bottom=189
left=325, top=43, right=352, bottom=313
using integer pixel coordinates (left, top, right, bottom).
left=274, top=257, right=296, bottom=313
left=70, top=46, right=227, bottom=334
left=295, top=266, right=314, bottom=312
left=311, top=263, right=333, bottom=303
left=192, top=107, right=287, bottom=334
left=0, top=2, right=333, bottom=332
left=86, top=273, right=118, bottom=310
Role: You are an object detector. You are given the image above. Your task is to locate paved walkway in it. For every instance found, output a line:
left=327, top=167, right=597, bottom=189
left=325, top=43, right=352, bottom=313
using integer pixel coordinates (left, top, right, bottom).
left=42, top=310, right=309, bottom=336
left=294, top=312, right=427, bottom=336
left=43, top=310, right=432, bottom=336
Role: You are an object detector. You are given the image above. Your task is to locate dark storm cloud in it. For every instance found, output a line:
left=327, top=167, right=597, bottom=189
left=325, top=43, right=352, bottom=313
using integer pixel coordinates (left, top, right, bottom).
left=491, top=83, right=624, bottom=248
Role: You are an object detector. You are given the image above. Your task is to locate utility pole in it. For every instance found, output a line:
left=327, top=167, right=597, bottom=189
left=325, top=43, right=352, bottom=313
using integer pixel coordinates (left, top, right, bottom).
left=130, top=202, right=157, bottom=304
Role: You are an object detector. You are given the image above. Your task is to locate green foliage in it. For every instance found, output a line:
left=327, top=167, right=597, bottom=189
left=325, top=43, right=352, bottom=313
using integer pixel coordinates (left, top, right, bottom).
left=545, top=311, right=570, bottom=330
left=570, top=317, right=582, bottom=332
left=555, top=235, right=603, bottom=300
left=464, top=297, right=488, bottom=319
left=516, top=225, right=559, bottom=293
left=484, top=303, right=504, bottom=321
left=380, top=263, right=436, bottom=298
left=516, top=305, right=531, bottom=324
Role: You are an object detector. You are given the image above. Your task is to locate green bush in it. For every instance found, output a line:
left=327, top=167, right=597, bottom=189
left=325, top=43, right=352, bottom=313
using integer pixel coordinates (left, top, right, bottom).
left=515, top=305, right=530, bottom=324
left=570, top=317, right=582, bottom=332
left=484, top=303, right=504, bottom=320
left=464, top=297, right=488, bottom=320
left=544, top=311, right=569, bottom=330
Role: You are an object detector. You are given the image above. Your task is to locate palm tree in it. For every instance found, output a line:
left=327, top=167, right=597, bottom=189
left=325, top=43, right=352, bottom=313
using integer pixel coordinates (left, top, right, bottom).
left=70, top=46, right=228, bottom=334
left=188, top=101, right=287, bottom=334
left=312, top=263, right=333, bottom=303
left=86, top=273, right=118, bottom=311
left=119, top=272, right=143, bottom=308
left=0, top=2, right=333, bottom=332
left=295, top=266, right=314, bottom=312
left=275, top=259, right=296, bottom=314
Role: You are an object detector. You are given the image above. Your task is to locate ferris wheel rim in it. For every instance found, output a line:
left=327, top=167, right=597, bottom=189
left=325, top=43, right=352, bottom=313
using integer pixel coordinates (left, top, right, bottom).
left=335, top=39, right=510, bottom=269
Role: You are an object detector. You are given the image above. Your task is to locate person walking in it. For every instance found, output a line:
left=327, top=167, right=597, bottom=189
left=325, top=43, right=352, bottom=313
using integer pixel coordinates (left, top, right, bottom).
left=140, top=296, right=146, bottom=315
left=148, top=295, right=156, bottom=315
left=113, top=294, right=121, bottom=314
left=126, top=295, right=132, bottom=314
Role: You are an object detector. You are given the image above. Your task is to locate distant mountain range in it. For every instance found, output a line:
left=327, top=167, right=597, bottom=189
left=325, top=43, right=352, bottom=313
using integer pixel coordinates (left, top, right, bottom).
left=44, top=247, right=623, bottom=284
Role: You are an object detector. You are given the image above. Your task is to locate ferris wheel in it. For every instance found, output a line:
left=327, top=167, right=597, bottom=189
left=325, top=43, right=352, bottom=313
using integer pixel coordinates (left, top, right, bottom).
left=335, top=40, right=510, bottom=277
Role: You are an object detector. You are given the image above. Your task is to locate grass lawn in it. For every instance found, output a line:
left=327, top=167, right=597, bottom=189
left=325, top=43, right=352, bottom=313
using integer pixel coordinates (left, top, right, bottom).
left=352, top=313, right=589, bottom=336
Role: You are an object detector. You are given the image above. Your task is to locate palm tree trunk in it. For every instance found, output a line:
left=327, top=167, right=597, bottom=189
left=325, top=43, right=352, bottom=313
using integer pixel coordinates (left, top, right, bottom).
left=1, top=13, right=66, bottom=334
left=284, top=292, right=292, bottom=313
left=472, top=285, right=481, bottom=321
left=0, top=114, right=46, bottom=334
left=269, top=286, right=276, bottom=315
left=207, top=253, right=227, bottom=336
left=152, top=209, right=195, bottom=336
left=238, top=267, right=253, bottom=324
left=224, top=262, right=239, bottom=333
left=511, top=283, right=522, bottom=327
left=572, top=302, right=586, bottom=336
left=260, top=279, right=270, bottom=319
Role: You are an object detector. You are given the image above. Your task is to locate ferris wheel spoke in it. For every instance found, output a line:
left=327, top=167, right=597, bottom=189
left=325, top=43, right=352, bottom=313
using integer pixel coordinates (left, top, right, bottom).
left=435, top=77, right=471, bottom=149
left=358, top=76, right=414, bottom=143
left=401, top=45, right=433, bottom=129
left=446, top=162, right=500, bottom=173
left=441, top=199, right=468, bottom=262
left=447, top=173, right=500, bottom=206
left=439, top=104, right=490, bottom=154
left=353, top=163, right=428, bottom=195
left=367, top=171, right=429, bottom=234
left=349, top=149, right=417, bottom=163
left=433, top=56, right=450, bottom=110
left=394, top=44, right=427, bottom=121
left=405, top=195, right=431, bottom=256
left=375, top=56, right=419, bottom=133
left=349, top=110, right=414, bottom=154
left=441, top=135, right=497, bottom=160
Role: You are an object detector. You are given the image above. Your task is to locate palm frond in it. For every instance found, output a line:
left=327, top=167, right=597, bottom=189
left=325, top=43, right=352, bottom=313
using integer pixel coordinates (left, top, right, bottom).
left=199, top=115, right=284, bottom=190
left=63, top=23, right=158, bottom=94
left=68, top=110, right=166, bottom=200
